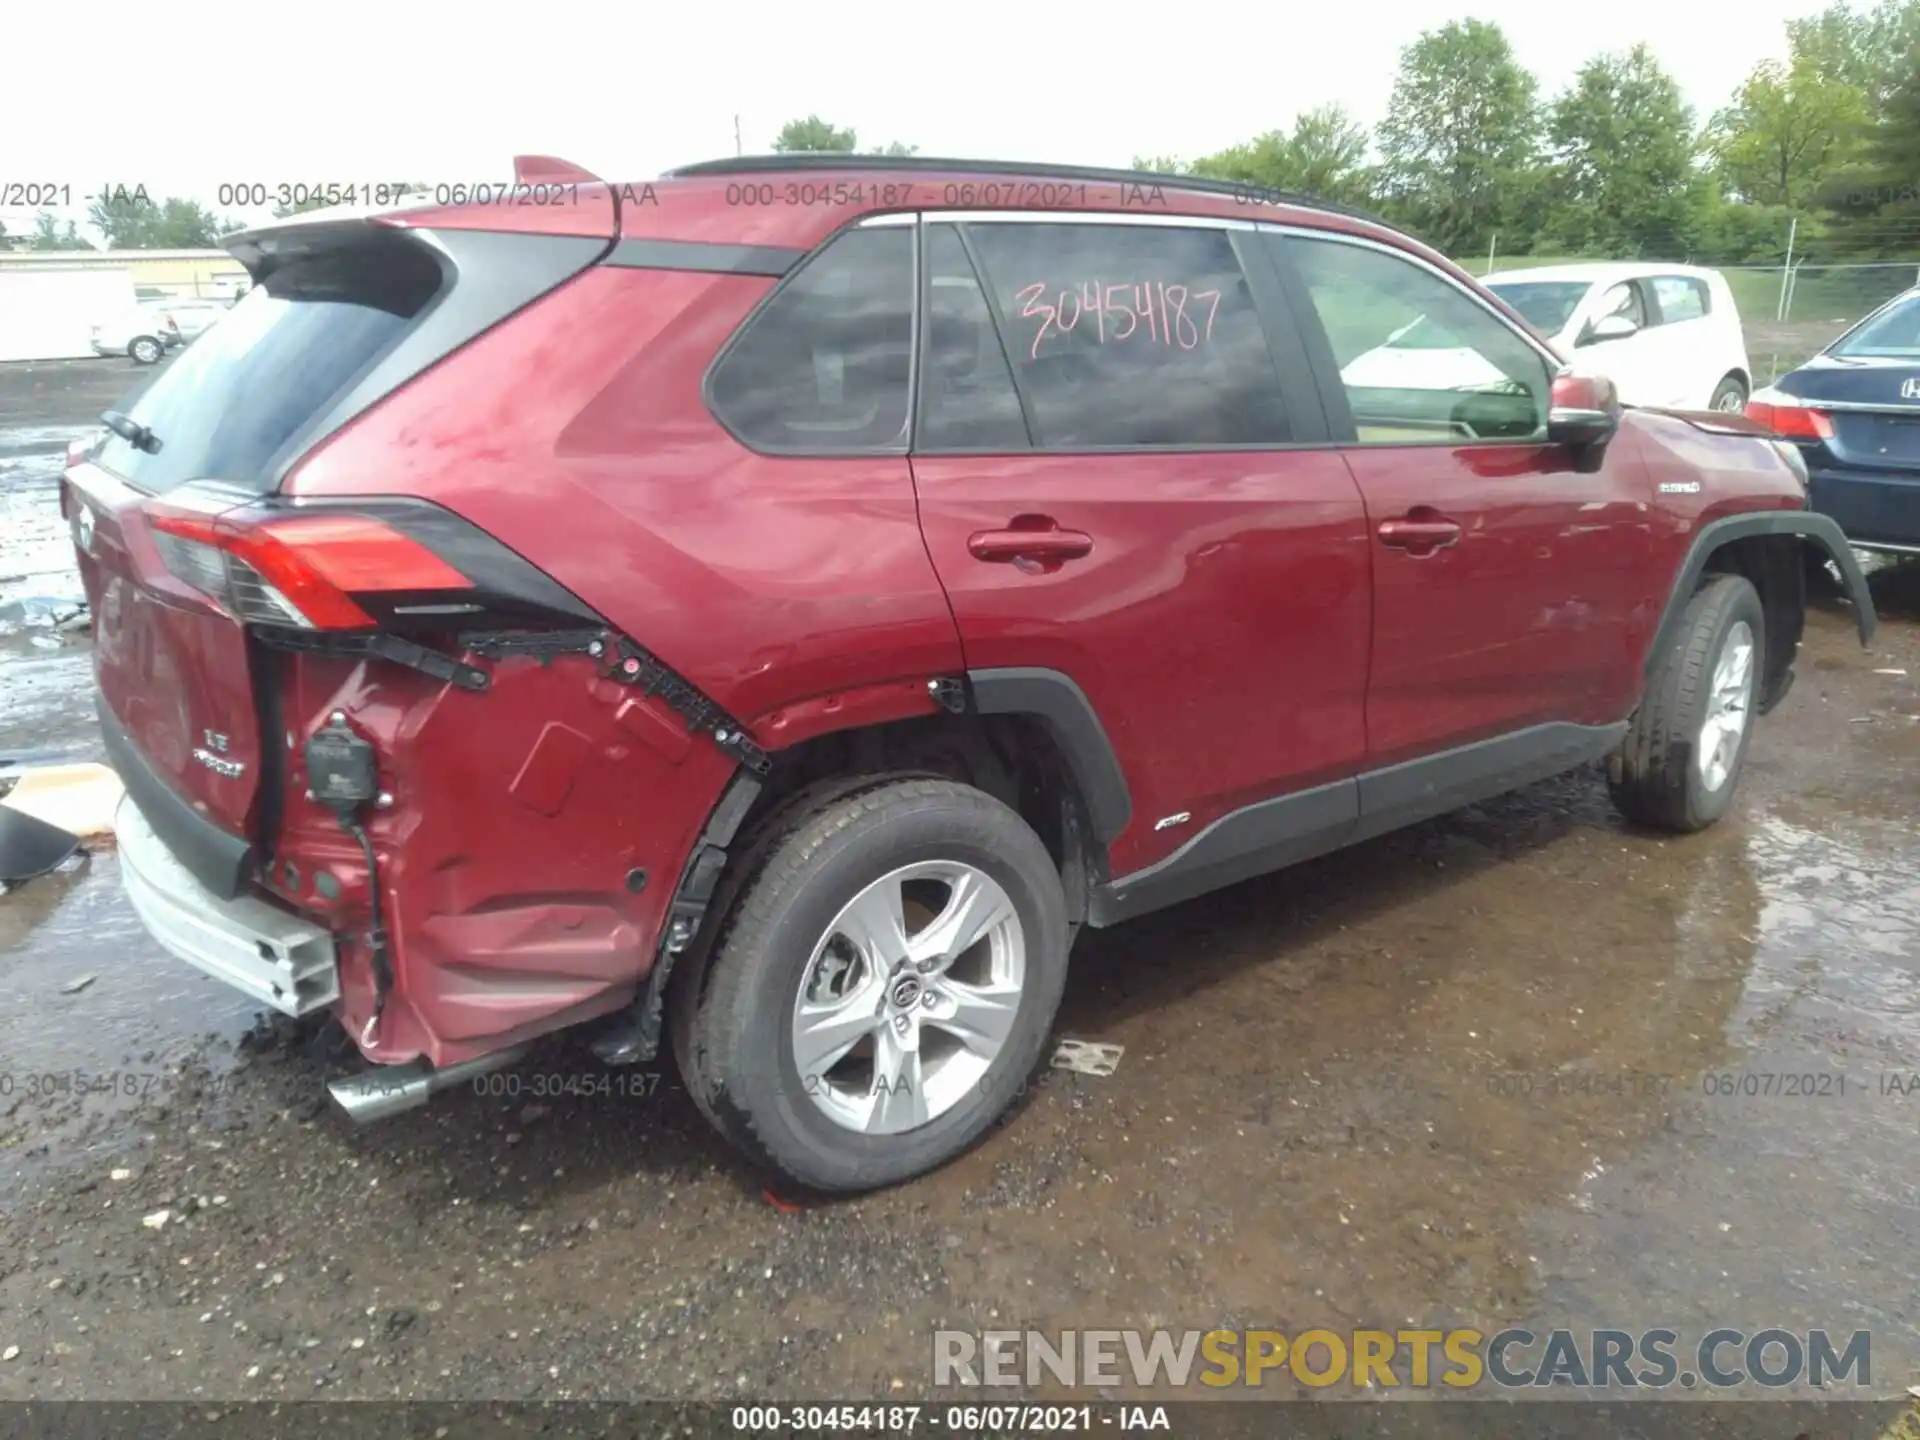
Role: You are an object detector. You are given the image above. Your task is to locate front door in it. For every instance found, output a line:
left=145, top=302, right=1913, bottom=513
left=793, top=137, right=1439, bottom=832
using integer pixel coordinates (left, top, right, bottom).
left=1278, top=233, right=1656, bottom=779
left=909, top=214, right=1373, bottom=878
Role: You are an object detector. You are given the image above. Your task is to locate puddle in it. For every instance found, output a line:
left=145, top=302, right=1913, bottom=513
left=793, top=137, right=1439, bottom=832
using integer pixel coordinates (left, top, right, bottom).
left=1519, top=807, right=1920, bottom=1379
left=0, top=849, right=259, bottom=1197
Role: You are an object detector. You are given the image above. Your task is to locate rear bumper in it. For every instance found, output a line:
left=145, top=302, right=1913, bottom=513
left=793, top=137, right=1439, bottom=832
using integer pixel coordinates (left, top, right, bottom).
left=1808, top=467, right=1920, bottom=549
left=97, top=696, right=255, bottom=899
left=117, top=795, right=341, bottom=1017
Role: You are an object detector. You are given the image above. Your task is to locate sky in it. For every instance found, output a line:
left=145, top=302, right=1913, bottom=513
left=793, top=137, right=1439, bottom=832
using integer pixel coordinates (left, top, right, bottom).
left=1, top=0, right=1848, bottom=241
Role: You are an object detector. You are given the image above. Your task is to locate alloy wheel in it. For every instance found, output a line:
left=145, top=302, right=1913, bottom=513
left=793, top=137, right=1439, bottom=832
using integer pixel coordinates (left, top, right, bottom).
left=790, top=861, right=1025, bottom=1135
left=1698, top=619, right=1755, bottom=791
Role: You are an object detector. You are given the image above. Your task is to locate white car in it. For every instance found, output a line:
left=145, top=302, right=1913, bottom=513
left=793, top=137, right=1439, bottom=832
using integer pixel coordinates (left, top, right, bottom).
left=90, top=304, right=175, bottom=365
left=1485, top=263, right=1752, bottom=412
left=1340, top=263, right=1753, bottom=414
left=156, top=298, right=234, bottom=347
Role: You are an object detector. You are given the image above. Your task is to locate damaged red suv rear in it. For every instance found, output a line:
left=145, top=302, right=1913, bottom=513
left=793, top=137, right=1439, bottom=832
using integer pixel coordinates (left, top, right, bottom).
left=65, top=155, right=1876, bottom=1194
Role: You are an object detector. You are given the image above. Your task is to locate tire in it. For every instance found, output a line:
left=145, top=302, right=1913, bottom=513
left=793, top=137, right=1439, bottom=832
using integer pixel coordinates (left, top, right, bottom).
left=1708, top=374, right=1748, bottom=413
left=1609, top=574, right=1764, bottom=832
left=673, top=776, right=1069, bottom=1193
left=129, top=336, right=162, bottom=365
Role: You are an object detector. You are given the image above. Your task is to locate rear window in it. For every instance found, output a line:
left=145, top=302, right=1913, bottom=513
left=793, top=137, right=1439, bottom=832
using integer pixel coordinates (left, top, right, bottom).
left=96, top=235, right=444, bottom=493
left=1830, top=292, right=1920, bottom=358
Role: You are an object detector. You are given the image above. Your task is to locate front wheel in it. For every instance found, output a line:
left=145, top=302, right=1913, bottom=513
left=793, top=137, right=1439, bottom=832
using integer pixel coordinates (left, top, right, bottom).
left=1609, top=574, right=1764, bottom=832
left=673, top=777, right=1069, bottom=1193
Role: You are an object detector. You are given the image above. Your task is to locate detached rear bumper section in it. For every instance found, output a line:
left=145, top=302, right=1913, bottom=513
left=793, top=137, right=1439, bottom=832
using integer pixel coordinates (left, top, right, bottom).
left=116, top=795, right=529, bottom=1123
left=116, top=795, right=340, bottom=1016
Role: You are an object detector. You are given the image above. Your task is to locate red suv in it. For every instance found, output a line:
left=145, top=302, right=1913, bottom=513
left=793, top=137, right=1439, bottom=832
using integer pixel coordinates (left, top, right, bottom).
left=63, top=156, right=1876, bottom=1193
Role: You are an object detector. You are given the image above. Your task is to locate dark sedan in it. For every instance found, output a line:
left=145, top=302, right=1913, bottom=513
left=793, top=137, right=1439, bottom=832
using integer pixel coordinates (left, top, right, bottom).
left=1747, top=287, right=1920, bottom=555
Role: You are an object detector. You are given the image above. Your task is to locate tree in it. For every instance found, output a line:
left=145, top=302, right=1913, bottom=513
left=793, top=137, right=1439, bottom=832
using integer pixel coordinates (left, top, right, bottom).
left=1163, top=104, right=1376, bottom=207
left=772, top=115, right=858, bottom=152
left=1539, top=45, right=1707, bottom=258
left=88, top=194, right=237, bottom=249
left=1821, top=26, right=1920, bottom=255
left=1788, top=0, right=1920, bottom=107
left=1375, top=20, right=1543, bottom=254
left=1705, top=54, right=1870, bottom=209
left=29, top=212, right=93, bottom=250
left=771, top=115, right=915, bottom=155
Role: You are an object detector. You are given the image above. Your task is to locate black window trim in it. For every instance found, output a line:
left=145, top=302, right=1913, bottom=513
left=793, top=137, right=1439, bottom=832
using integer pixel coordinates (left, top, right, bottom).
left=908, top=211, right=1331, bottom=457
left=1268, top=226, right=1566, bottom=450
left=700, top=212, right=921, bottom=459
left=913, top=220, right=1040, bottom=450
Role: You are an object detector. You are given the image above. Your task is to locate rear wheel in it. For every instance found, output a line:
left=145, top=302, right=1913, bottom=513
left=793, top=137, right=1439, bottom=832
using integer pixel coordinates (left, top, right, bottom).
left=672, top=777, right=1069, bottom=1193
left=1609, top=574, right=1764, bottom=832
left=1709, top=374, right=1748, bottom=412
left=129, top=336, right=162, bottom=365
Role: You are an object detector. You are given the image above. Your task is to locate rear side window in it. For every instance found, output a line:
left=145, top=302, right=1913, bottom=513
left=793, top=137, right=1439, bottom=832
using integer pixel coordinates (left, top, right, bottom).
left=96, top=235, right=443, bottom=494
left=1650, top=276, right=1709, bottom=323
left=708, top=227, right=914, bottom=453
left=962, top=222, right=1290, bottom=448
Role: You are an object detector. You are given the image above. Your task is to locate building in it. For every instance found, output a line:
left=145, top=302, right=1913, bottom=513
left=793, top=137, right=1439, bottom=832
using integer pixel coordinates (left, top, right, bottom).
left=0, top=248, right=248, bottom=302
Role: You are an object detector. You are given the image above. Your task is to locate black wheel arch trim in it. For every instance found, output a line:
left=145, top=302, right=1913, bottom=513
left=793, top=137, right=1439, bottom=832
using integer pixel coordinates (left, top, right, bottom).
left=966, top=667, right=1132, bottom=845
left=1645, top=512, right=1876, bottom=678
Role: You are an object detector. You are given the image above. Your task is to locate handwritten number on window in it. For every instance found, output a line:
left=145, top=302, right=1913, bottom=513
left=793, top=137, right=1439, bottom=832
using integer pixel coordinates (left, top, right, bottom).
left=1015, top=281, right=1222, bottom=360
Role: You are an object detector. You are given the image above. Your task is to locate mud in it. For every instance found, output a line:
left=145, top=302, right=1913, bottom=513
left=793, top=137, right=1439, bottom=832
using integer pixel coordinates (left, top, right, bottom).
left=1, top=365, right=1917, bottom=1406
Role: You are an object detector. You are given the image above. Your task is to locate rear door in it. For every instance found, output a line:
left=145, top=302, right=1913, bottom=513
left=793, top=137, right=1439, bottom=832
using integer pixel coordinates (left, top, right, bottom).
left=1645, top=273, right=1718, bottom=407
left=909, top=213, right=1372, bottom=879
left=1276, top=231, right=1655, bottom=783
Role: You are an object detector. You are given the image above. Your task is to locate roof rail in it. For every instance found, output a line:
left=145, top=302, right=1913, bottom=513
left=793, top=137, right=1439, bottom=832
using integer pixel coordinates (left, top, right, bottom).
left=661, top=154, right=1392, bottom=228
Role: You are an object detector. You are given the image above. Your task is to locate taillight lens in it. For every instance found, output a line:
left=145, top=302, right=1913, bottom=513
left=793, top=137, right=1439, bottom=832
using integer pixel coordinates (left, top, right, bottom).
left=146, top=508, right=473, bottom=631
left=1745, top=389, right=1835, bottom=441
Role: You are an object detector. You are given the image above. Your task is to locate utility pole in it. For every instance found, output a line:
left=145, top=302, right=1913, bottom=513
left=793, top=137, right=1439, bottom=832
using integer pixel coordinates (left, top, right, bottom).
left=1486, top=234, right=1497, bottom=275
left=1776, top=215, right=1798, bottom=322
left=734, top=115, right=743, bottom=156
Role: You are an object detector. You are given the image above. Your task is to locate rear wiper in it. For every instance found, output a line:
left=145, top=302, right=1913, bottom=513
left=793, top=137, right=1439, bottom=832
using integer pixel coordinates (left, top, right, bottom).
left=100, top=411, right=162, bottom=455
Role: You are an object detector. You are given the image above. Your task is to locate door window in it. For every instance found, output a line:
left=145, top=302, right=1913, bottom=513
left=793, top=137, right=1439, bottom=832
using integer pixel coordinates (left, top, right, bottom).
left=707, top=225, right=915, bottom=453
left=959, top=221, right=1291, bottom=448
left=1649, top=276, right=1710, bottom=324
left=918, top=225, right=1031, bottom=450
left=1284, top=236, right=1553, bottom=444
left=1599, top=281, right=1649, bottom=328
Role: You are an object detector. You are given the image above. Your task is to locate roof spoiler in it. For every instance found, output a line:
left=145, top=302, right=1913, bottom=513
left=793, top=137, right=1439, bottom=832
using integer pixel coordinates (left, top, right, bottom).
left=513, top=155, right=602, bottom=185
left=222, top=157, right=608, bottom=279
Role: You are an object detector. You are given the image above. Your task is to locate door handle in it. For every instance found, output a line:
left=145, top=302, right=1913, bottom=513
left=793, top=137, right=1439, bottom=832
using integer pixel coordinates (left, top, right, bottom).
left=968, top=521, right=1094, bottom=565
left=1377, top=512, right=1462, bottom=557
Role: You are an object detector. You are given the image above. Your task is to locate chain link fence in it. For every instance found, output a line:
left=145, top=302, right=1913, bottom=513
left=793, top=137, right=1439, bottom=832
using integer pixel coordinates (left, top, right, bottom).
left=1726, top=262, right=1920, bottom=383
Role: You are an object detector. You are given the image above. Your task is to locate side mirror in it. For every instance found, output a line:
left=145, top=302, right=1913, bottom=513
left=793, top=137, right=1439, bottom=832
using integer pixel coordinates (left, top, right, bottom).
left=1581, top=313, right=1639, bottom=346
left=1548, top=371, right=1622, bottom=473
